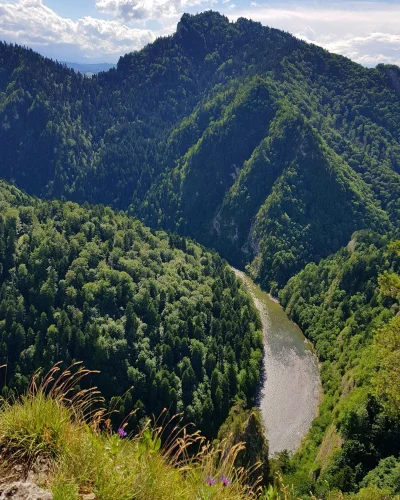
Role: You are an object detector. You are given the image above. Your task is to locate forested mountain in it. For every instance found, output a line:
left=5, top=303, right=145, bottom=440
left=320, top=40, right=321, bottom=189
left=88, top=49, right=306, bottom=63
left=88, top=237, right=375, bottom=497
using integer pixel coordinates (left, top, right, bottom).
left=278, top=232, right=400, bottom=497
left=1, top=11, right=399, bottom=291
left=1, top=10, right=400, bottom=499
left=0, top=180, right=263, bottom=437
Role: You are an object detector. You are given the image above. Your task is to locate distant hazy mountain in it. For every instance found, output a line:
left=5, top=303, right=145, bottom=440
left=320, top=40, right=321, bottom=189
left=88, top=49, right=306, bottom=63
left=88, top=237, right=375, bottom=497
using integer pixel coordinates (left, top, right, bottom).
left=61, top=61, right=116, bottom=75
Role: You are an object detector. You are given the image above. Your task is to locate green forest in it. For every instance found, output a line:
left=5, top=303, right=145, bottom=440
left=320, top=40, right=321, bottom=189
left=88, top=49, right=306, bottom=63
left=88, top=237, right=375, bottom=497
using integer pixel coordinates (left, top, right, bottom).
left=278, top=232, right=400, bottom=498
left=0, top=181, right=263, bottom=438
left=1, top=12, right=399, bottom=290
left=0, top=9, right=400, bottom=500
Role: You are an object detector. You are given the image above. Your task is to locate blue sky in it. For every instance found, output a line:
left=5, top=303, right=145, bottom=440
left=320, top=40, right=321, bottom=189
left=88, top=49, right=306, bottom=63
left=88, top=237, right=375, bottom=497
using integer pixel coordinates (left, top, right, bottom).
left=0, top=0, right=399, bottom=66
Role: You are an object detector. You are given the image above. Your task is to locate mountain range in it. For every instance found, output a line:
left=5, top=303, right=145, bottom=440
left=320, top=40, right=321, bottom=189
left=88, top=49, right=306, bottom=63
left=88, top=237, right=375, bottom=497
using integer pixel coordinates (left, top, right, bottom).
left=0, top=10, right=400, bottom=499
left=61, top=61, right=116, bottom=76
left=1, top=11, right=399, bottom=293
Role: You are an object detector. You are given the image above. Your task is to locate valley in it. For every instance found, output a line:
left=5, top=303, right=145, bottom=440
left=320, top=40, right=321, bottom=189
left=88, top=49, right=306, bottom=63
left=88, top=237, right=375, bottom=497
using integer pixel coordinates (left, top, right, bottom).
left=0, top=9, right=399, bottom=499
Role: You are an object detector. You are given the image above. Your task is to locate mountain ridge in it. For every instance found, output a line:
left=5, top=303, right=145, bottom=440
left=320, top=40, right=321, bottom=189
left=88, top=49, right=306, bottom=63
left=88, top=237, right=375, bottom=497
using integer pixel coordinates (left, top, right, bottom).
left=1, top=11, right=400, bottom=287
left=1, top=11, right=399, bottom=289
left=1, top=10, right=400, bottom=498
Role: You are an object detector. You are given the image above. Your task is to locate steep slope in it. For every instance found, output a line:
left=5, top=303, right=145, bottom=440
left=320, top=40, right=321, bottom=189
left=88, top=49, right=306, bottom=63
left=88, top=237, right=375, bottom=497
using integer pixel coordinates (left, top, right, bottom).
left=247, top=113, right=390, bottom=291
left=278, top=232, right=400, bottom=497
left=1, top=11, right=400, bottom=289
left=0, top=180, right=262, bottom=437
left=0, top=13, right=300, bottom=205
left=140, top=77, right=279, bottom=236
left=142, top=96, right=392, bottom=290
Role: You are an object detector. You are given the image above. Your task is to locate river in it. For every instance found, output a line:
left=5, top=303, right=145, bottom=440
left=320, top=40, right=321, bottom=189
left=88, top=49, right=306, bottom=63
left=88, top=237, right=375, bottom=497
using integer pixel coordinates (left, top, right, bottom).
left=233, top=269, right=321, bottom=455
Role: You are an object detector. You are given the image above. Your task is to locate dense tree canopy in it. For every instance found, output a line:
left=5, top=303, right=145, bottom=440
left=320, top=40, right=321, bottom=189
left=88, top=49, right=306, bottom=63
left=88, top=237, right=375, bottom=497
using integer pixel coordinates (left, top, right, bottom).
left=0, top=11, right=399, bottom=290
left=1, top=10, right=400, bottom=498
left=278, top=232, right=400, bottom=497
left=0, top=181, right=263, bottom=436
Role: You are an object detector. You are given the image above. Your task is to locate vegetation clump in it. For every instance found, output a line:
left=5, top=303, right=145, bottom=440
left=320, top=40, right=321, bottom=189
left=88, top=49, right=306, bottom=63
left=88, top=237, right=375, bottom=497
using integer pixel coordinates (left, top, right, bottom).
left=0, top=364, right=263, bottom=499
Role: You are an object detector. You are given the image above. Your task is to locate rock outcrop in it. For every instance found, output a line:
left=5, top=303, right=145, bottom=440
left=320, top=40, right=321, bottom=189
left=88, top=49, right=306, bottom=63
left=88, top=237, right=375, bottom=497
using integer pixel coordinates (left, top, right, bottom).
left=0, top=482, right=53, bottom=499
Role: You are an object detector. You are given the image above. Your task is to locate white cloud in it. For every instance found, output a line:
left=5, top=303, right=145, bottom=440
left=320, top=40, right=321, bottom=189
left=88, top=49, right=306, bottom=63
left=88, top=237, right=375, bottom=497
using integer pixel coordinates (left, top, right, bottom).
left=0, top=0, right=154, bottom=62
left=0, top=0, right=399, bottom=67
left=227, top=2, right=400, bottom=67
left=96, top=0, right=216, bottom=22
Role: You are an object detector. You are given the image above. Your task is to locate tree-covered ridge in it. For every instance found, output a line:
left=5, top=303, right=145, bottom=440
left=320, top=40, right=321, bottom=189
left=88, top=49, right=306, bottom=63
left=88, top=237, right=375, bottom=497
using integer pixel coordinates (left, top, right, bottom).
left=1, top=11, right=400, bottom=290
left=0, top=180, right=263, bottom=437
left=277, top=232, right=400, bottom=498
left=141, top=92, right=395, bottom=289
left=0, top=12, right=300, bottom=205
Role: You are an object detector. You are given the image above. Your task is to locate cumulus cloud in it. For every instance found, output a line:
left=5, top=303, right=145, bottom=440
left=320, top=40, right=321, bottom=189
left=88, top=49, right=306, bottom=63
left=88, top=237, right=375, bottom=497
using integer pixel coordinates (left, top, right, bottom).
left=0, top=0, right=154, bottom=61
left=228, top=2, right=400, bottom=67
left=96, top=0, right=216, bottom=22
left=0, top=0, right=399, bottom=67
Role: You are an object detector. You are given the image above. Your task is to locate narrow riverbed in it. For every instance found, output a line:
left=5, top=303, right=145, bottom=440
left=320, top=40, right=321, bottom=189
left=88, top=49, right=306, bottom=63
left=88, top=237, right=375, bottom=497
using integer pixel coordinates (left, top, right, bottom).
left=233, top=269, right=321, bottom=455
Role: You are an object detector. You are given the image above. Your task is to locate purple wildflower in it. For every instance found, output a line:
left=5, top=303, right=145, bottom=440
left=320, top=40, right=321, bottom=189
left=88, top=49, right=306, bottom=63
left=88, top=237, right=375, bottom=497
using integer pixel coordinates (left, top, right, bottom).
left=220, top=475, right=232, bottom=487
left=206, top=476, right=216, bottom=486
left=118, top=427, right=127, bottom=438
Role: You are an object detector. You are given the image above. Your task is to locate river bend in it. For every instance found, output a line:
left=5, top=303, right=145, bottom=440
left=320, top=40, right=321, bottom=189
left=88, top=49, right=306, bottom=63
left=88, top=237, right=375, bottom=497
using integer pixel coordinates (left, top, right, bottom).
left=233, top=269, right=321, bottom=454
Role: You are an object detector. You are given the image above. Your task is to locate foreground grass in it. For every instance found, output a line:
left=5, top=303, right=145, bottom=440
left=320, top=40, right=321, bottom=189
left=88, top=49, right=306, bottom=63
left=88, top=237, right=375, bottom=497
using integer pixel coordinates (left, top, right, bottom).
left=0, top=364, right=260, bottom=499
left=0, top=365, right=395, bottom=500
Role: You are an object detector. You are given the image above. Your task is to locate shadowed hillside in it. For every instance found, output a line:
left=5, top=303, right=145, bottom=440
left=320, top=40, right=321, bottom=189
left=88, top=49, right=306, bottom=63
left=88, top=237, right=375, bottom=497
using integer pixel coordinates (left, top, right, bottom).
left=1, top=11, right=399, bottom=290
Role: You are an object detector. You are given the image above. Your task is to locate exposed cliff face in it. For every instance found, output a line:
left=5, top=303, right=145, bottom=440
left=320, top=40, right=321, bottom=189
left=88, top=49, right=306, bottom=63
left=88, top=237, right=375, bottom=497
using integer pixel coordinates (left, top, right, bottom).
left=387, top=67, right=400, bottom=96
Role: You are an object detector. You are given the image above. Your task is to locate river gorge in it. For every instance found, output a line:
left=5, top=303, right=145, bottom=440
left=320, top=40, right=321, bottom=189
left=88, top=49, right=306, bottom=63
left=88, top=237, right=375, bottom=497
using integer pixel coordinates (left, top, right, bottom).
left=233, top=269, right=321, bottom=454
